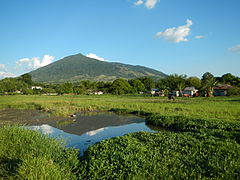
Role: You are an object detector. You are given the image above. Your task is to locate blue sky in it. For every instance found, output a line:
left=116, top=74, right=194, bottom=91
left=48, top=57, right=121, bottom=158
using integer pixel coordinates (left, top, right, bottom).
left=0, top=0, right=240, bottom=79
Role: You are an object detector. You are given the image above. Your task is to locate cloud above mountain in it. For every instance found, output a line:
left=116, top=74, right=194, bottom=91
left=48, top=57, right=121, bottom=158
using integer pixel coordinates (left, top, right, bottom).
left=86, top=53, right=107, bottom=61
left=16, top=55, right=55, bottom=71
left=0, top=71, right=16, bottom=79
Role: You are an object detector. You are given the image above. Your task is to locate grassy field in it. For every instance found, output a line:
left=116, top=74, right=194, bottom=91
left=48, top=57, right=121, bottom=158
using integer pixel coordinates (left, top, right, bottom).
left=0, top=95, right=240, bottom=179
left=0, top=95, right=239, bottom=122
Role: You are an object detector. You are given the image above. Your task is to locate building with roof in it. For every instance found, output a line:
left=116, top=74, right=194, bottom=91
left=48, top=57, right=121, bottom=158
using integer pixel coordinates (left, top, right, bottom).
left=213, top=84, right=231, bottom=96
left=182, top=87, right=198, bottom=97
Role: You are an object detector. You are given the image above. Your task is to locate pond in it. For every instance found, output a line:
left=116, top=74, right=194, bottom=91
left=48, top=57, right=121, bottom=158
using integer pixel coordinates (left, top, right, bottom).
left=0, top=109, right=159, bottom=155
left=29, top=112, right=158, bottom=155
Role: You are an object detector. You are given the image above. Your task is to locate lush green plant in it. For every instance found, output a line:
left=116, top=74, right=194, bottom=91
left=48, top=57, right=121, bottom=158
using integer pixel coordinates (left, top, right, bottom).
left=0, top=126, right=80, bottom=179
left=79, top=132, right=240, bottom=179
left=146, top=114, right=240, bottom=143
left=0, top=95, right=240, bottom=179
left=227, top=86, right=240, bottom=96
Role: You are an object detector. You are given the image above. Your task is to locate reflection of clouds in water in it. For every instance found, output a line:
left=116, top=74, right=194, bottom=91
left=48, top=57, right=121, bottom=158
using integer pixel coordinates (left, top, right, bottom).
left=31, top=124, right=54, bottom=134
left=86, top=128, right=106, bottom=136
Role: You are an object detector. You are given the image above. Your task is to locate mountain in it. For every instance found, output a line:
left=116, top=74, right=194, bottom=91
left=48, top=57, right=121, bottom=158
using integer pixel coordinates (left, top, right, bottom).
left=30, top=53, right=167, bottom=83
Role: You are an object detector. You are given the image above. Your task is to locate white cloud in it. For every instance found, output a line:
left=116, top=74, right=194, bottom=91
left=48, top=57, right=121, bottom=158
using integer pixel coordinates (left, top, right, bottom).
left=195, top=35, right=205, bottom=39
left=0, top=64, right=16, bottom=79
left=16, top=54, right=55, bottom=71
left=156, top=19, right=193, bottom=43
left=228, top=45, right=240, bottom=52
left=134, top=0, right=144, bottom=6
left=30, top=124, right=54, bottom=134
left=86, top=128, right=106, bottom=136
left=134, top=0, right=160, bottom=9
left=145, top=0, right=160, bottom=9
left=0, top=71, right=16, bottom=79
left=86, top=53, right=107, bottom=61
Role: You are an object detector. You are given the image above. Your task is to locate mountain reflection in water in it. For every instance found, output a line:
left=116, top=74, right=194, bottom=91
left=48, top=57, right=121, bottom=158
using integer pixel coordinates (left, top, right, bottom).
left=30, top=112, right=158, bottom=155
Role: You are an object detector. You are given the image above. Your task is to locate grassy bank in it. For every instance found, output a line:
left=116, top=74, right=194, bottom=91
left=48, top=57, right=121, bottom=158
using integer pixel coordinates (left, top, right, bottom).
left=79, top=132, right=240, bottom=179
left=0, top=126, right=79, bottom=179
left=0, top=95, right=240, bottom=179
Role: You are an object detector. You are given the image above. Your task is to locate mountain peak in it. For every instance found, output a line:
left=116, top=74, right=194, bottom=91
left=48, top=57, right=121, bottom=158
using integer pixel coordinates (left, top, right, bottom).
left=30, top=53, right=167, bottom=83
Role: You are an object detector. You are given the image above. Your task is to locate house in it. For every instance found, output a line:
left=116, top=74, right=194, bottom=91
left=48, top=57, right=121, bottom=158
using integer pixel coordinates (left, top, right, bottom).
left=94, top=91, right=104, bottom=95
left=150, top=88, right=159, bottom=95
left=182, top=87, right=198, bottom=97
left=31, top=86, right=43, bottom=90
left=172, top=90, right=180, bottom=97
left=149, top=89, right=165, bottom=96
left=213, top=84, right=231, bottom=96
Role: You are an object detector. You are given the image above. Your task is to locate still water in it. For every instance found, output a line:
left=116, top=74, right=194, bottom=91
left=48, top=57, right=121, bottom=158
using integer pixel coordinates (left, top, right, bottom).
left=29, top=112, right=158, bottom=154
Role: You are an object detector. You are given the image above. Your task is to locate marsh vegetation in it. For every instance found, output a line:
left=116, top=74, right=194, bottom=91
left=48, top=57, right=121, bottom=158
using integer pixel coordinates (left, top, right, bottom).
left=0, top=95, right=240, bottom=179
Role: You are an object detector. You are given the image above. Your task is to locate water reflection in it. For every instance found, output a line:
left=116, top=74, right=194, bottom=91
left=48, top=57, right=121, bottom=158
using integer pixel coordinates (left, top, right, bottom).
left=29, top=112, right=158, bottom=155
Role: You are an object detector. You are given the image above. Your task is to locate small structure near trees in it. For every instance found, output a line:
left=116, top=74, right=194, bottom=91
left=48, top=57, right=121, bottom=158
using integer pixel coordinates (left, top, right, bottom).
left=182, top=87, right=198, bottom=97
left=31, top=86, right=43, bottom=90
left=213, top=84, right=231, bottom=96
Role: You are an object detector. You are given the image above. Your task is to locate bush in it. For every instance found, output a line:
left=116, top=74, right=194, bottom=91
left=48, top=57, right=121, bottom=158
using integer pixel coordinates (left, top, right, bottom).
left=227, top=86, right=240, bottom=96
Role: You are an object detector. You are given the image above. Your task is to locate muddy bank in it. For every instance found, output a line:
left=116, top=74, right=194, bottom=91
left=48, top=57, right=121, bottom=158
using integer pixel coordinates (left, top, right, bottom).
left=0, top=109, right=71, bottom=126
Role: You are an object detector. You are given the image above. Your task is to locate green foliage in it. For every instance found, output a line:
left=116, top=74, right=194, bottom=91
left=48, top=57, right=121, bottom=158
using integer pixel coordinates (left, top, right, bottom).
left=42, top=87, right=56, bottom=94
left=18, top=73, right=33, bottom=86
left=138, top=77, right=154, bottom=90
left=221, top=73, right=240, bottom=86
left=156, top=78, right=169, bottom=90
left=186, top=76, right=201, bottom=89
left=201, top=72, right=216, bottom=97
left=0, top=126, right=79, bottom=179
left=165, top=74, right=186, bottom=92
left=79, top=132, right=240, bottom=179
left=73, top=87, right=85, bottom=95
left=227, top=86, right=240, bottom=96
left=0, top=78, right=28, bottom=93
left=0, top=96, right=240, bottom=179
left=128, top=79, right=145, bottom=93
left=146, top=114, right=240, bottom=143
left=110, top=79, right=132, bottom=95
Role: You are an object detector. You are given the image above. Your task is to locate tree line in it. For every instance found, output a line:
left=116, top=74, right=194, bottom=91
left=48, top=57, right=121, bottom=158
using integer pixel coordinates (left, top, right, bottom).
left=0, top=72, right=239, bottom=96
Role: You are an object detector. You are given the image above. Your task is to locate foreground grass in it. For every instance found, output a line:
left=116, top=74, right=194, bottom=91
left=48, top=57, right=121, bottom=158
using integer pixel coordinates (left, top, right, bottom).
left=0, top=126, right=79, bottom=179
left=80, top=132, right=240, bottom=179
left=1, top=126, right=240, bottom=180
left=0, top=95, right=240, bottom=179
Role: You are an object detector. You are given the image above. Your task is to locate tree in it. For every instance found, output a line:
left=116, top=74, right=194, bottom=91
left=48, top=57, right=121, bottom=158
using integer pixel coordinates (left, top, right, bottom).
left=73, top=86, right=85, bottom=95
left=227, top=86, right=240, bottom=96
left=110, top=79, right=131, bottom=95
left=165, top=74, right=186, bottom=96
left=156, top=79, right=169, bottom=90
left=138, top=77, right=154, bottom=91
left=201, top=72, right=215, bottom=97
left=221, top=73, right=238, bottom=85
left=128, top=79, right=145, bottom=93
left=186, top=77, right=201, bottom=89
left=55, top=83, right=73, bottom=95
left=61, top=83, right=73, bottom=94
left=18, top=73, right=33, bottom=86
left=42, top=88, right=56, bottom=94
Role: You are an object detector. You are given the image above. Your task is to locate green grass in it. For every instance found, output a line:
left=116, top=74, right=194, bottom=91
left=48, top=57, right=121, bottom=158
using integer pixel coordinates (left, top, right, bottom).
left=79, top=132, right=240, bottom=179
left=0, top=95, right=239, bottom=123
left=0, top=126, right=79, bottom=179
left=0, top=95, right=240, bottom=179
